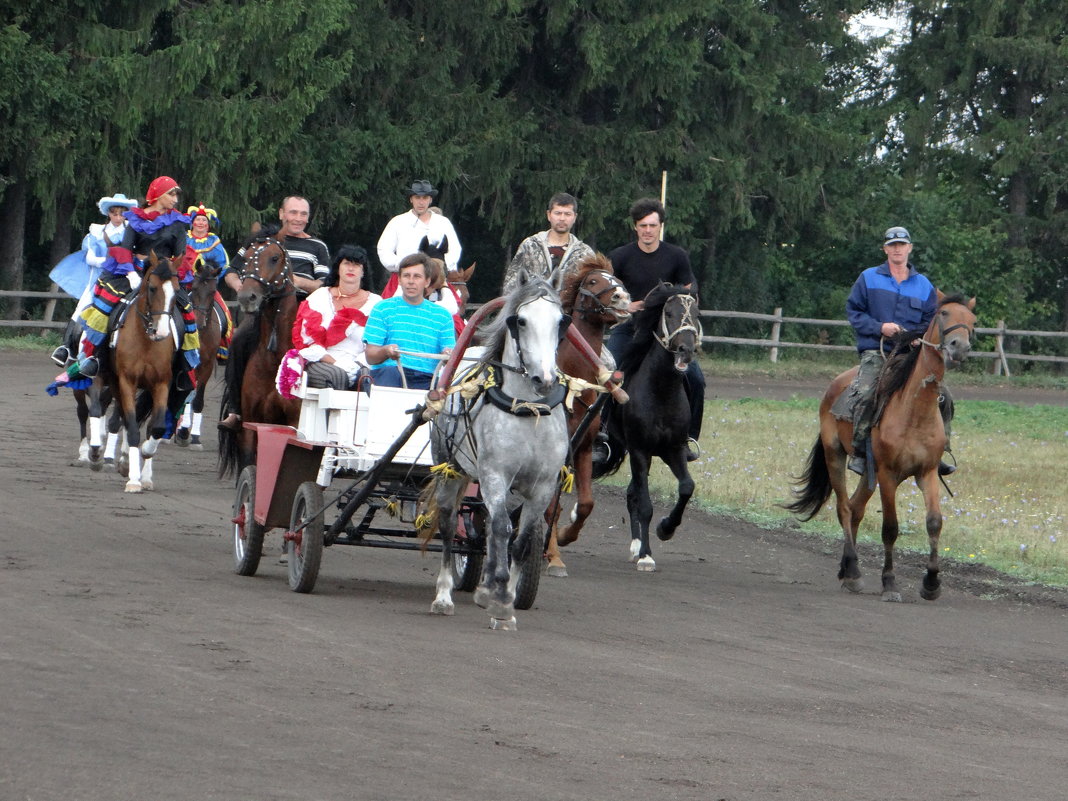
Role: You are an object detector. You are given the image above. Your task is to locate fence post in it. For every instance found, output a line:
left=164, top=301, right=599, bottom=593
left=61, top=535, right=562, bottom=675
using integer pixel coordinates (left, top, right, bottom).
left=769, top=307, right=782, bottom=363
left=993, top=319, right=1011, bottom=377
left=40, top=282, right=61, bottom=338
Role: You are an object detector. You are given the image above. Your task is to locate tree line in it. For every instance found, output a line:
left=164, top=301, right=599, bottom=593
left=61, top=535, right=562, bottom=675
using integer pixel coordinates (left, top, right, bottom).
left=2, top=1, right=1065, bottom=359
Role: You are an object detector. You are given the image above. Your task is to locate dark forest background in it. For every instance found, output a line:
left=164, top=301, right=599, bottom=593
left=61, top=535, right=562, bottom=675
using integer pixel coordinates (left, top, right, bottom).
left=2, top=1, right=1065, bottom=356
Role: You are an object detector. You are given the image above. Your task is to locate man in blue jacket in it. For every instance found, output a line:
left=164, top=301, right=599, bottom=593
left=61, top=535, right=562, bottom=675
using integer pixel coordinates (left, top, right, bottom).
left=846, top=226, right=955, bottom=477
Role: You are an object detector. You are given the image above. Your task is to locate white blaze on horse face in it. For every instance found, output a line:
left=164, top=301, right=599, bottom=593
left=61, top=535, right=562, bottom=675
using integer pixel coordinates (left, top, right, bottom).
left=155, top=280, right=176, bottom=341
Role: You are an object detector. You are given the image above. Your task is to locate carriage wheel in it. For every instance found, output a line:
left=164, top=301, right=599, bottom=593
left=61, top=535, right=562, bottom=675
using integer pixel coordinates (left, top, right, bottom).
left=232, top=466, right=265, bottom=576
left=451, top=508, right=484, bottom=593
left=513, top=524, right=546, bottom=611
left=287, top=481, right=325, bottom=594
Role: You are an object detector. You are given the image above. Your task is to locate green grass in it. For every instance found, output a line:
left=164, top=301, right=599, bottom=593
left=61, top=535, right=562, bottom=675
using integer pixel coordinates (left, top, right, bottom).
left=603, top=394, right=1068, bottom=587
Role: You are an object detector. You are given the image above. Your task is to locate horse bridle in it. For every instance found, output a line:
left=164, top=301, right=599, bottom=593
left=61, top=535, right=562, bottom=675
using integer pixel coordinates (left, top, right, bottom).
left=654, top=294, right=702, bottom=352
left=919, top=307, right=975, bottom=352
left=136, top=269, right=176, bottom=336
left=237, top=239, right=294, bottom=297
left=576, top=272, right=628, bottom=318
left=500, top=297, right=572, bottom=378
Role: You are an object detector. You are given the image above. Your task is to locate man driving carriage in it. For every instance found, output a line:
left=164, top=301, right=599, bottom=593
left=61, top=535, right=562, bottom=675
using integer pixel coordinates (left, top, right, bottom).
left=845, top=226, right=956, bottom=477
left=363, top=252, right=455, bottom=390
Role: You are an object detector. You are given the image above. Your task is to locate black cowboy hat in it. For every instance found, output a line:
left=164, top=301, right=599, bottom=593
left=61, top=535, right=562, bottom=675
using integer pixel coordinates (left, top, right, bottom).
left=404, top=179, right=438, bottom=198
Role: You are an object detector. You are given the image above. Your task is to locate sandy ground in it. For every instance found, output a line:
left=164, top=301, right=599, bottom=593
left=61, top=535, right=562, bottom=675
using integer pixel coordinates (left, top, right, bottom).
left=1, top=350, right=1066, bottom=801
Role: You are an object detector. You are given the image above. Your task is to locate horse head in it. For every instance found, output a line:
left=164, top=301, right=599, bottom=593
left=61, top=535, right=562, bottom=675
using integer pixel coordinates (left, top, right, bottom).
left=637, top=283, right=701, bottom=373
left=418, top=234, right=448, bottom=262
left=236, top=229, right=291, bottom=314
left=560, top=253, right=631, bottom=324
left=139, top=252, right=180, bottom=342
left=485, top=274, right=570, bottom=397
left=932, top=290, right=977, bottom=367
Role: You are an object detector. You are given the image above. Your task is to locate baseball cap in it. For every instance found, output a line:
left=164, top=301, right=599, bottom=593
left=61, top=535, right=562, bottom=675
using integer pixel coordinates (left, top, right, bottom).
left=884, top=226, right=911, bottom=245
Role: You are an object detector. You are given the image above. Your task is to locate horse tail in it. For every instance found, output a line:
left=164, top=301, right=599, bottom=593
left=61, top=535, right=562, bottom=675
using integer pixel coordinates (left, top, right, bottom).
left=416, top=474, right=441, bottom=550
left=782, top=437, right=832, bottom=521
left=217, top=418, right=240, bottom=480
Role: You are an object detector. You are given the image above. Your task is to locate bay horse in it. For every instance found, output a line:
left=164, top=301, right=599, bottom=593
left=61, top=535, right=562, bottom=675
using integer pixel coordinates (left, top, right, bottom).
left=597, top=283, right=700, bottom=571
left=425, top=274, right=571, bottom=630
left=88, top=254, right=184, bottom=492
left=544, top=254, right=631, bottom=577
left=175, top=257, right=227, bottom=450
left=785, top=291, right=976, bottom=602
left=218, top=230, right=301, bottom=479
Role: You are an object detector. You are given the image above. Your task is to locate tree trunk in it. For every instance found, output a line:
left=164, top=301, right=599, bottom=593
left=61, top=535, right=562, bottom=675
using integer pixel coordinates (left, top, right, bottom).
left=48, top=193, right=75, bottom=269
left=0, top=179, right=28, bottom=320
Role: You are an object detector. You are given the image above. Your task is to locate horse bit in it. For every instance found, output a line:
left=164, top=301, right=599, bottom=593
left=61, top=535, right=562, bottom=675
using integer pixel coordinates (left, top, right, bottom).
left=576, top=272, right=628, bottom=318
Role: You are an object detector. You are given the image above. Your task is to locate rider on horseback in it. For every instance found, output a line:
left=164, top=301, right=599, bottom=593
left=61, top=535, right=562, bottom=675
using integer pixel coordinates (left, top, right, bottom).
left=846, top=226, right=956, bottom=477
left=70, top=176, right=200, bottom=388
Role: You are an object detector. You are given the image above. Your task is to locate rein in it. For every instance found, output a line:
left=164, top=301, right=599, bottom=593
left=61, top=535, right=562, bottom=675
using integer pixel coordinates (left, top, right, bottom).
left=575, top=273, right=627, bottom=319
left=654, top=294, right=702, bottom=352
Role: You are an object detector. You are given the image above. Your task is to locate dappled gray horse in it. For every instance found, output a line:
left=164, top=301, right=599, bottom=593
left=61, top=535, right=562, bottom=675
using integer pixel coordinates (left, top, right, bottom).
left=426, top=275, right=570, bottom=630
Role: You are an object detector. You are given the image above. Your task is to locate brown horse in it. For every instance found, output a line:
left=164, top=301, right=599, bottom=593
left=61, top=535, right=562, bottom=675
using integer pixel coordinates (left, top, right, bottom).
left=785, top=291, right=977, bottom=602
left=218, top=231, right=300, bottom=478
left=544, top=254, right=631, bottom=577
left=175, top=258, right=227, bottom=450
left=91, top=254, right=184, bottom=492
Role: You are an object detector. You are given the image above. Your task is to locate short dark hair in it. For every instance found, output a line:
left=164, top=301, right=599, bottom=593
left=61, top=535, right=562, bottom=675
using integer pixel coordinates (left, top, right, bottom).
left=547, top=192, right=578, bottom=212
left=397, top=251, right=430, bottom=279
left=629, top=197, right=665, bottom=224
left=327, top=245, right=371, bottom=289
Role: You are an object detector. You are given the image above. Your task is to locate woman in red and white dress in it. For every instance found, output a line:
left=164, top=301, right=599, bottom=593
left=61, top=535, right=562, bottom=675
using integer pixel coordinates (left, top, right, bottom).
left=292, top=245, right=381, bottom=390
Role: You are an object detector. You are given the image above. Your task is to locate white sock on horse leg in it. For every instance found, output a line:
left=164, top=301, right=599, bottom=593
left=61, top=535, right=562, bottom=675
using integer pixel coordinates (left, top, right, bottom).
left=142, top=437, right=160, bottom=458
left=127, top=448, right=142, bottom=484
left=178, top=402, right=192, bottom=430
left=191, top=412, right=203, bottom=437
left=89, top=417, right=104, bottom=448
left=104, top=432, right=118, bottom=459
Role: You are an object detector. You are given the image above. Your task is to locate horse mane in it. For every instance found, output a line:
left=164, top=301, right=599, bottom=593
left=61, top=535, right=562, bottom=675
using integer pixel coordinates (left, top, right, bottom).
left=477, top=275, right=558, bottom=363
left=241, top=223, right=281, bottom=249
left=617, top=283, right=691, bottom=375
left=558, top=253, right=613, bottom=313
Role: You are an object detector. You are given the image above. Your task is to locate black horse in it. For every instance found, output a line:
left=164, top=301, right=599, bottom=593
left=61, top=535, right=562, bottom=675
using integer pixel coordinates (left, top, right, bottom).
left=596, top=283, right=699, bottom=571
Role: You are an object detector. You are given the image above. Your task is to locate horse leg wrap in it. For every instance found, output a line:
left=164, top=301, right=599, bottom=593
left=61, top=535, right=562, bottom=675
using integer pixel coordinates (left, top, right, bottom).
left=141, top=437, right=160, bottom=458
left=89, top=417, right=104, bottom=448
left=191, top=412, right=203, bottom=437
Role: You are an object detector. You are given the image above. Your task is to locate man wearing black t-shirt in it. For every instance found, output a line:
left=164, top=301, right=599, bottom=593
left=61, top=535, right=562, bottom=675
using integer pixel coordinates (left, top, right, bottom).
left=606, top=198, right=705, bottom=461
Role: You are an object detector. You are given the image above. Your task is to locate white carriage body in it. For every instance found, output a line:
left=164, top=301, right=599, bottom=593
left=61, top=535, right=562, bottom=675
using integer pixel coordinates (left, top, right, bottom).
left=296, top=384, right=433, bottom=477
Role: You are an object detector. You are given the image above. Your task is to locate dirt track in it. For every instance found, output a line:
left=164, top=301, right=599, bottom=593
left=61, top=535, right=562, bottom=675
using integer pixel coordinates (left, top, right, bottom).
left=2, top=350, right=1066, bottom=801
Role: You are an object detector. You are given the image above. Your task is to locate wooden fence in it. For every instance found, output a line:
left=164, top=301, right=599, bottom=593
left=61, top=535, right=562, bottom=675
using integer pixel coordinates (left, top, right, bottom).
left=5, top=289, right=1068, bottom=377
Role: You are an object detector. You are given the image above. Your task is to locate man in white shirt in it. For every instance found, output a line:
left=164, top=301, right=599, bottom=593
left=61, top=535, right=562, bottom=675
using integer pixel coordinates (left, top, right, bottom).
left=377, top=180, right=462, bottom=286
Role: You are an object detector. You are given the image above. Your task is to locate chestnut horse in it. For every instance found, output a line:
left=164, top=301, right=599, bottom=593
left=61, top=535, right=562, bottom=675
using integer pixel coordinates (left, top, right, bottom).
left=218, top=231, right=300, bottom=478
left=544, top=254, right=631, bottom=577
left=785, top=292, right=976, bottom=602
left=89, top=254, right=187, bottom=492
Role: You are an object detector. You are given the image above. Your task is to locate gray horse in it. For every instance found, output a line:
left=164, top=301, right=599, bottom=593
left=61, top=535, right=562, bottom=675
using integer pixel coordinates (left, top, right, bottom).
left=427, top=275, right=570, bottom=629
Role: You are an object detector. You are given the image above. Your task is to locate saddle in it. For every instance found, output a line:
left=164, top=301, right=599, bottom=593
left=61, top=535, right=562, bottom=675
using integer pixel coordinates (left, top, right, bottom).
left=105, top=294, right=185, bottom=350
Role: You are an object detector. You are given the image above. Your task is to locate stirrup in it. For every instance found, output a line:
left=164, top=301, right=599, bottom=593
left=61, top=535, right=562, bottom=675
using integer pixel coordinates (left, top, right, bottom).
left=938, top=460, right=956, bottom=476
left=51, top=346, right=70, bottom=367
left=685, top=437, right=701, bottom=462
left=848, top=454, right=866, bottom=476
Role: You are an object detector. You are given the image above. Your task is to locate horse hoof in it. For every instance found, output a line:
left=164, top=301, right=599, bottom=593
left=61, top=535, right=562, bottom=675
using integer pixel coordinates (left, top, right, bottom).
left=636, top=556, right=656, bottom=572
left=629, top=540, right=642, bottom=562
left=141, top=480, right=154, bottom=492
left=472, top=587, right=490, bottom=609
left=174, top=432, right=189, bottom=448
left=89, top=459, right=103, bottom=473
left=840, top=578, right=864, bottom=594
left=430, top=599, right=455, bottom=616
left=489, top=616, right=517, bottom=631
left=656, top=518, right=677, bottom=541
left=124, top=481, right=142, bottom=493
left=189, top=438, right=203, bottom=451
left=881, top=591, right=903, bottom=603
left=919, top=586, right=942, bottom=602
left=546, top=565, right=568, bottom=578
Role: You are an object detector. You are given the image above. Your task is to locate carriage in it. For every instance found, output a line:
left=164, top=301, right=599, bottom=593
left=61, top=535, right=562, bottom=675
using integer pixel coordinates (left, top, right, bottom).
left=228, top=292, right=626, bottom=622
